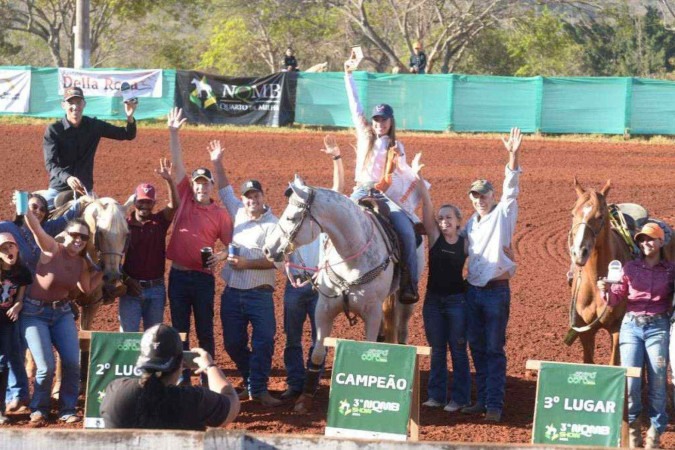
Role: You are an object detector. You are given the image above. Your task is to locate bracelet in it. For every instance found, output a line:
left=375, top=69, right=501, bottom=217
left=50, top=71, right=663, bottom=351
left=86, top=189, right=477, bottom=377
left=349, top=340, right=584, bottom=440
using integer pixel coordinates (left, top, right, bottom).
left=204, top=363, right=217, bottom=370
left=332, top=155, right=342, bottom=161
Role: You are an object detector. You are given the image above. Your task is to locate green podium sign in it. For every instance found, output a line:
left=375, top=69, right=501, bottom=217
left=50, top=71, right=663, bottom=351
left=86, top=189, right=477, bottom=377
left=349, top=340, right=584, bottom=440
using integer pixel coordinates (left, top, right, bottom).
left=532, top=362, right=625, bottom=447
left=325, top=339, right=416, bottom=441
left=84, top=332, right=143, bottom=428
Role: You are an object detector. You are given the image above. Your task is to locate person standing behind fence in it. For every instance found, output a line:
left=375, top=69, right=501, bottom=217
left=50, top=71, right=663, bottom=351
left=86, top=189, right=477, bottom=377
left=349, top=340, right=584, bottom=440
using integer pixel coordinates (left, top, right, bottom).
left=409, top=41, right=427, bottom=74
left=598, top=223, right=674, bottom=449
left=280, top=136, right=344, bottom=400
left=415, top=178, right=471, bottom=413
left=164, top=108, right=233, bottom=385
left=101, top=324, right=239, bottom=430
left=209, top=141, right=281, bottom=407
left=119, top=158, right=179, bottom=332
left=283, top=48, right=299, bottom=72
left=461, top=127, right=522, bottom=423
left=0, top=233, right=32, bottom=425
left=42, top=87, right=137, bottom=208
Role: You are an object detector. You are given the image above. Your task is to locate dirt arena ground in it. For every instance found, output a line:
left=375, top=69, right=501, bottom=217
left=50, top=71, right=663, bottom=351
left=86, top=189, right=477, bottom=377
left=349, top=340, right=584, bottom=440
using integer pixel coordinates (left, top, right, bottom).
left=0, top=123, right=674, bottom=445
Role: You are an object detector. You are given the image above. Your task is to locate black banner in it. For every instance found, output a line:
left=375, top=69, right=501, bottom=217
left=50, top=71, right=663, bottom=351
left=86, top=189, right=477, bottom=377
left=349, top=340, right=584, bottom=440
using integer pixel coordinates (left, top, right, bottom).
left=174, top=71, right=296, bottom=126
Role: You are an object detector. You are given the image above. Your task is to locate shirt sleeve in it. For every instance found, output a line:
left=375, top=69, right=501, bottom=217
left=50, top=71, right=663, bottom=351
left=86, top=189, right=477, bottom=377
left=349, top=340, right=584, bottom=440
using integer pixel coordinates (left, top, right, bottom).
left=219, top=210, right=233, bottom=246
left=344, top=72, right=367, bottom=131
left=608, top=268, right=629, bottom=307
left=43, top=125, right=71, bottom=185
left=218, top=185, right=243, bottom=219
left=419, top=53, right=427, bottom=71
left=500, top=164, right=521, bottom=222
left=97, top=117, right=137, bottom=141
left=192, top=388, right=231, bottom=428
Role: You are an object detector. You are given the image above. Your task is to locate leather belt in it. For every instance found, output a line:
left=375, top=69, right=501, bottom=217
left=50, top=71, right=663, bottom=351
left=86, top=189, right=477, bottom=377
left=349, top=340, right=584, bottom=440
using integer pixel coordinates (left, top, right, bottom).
left=138, top=278, right=164, bottom=289
left=252, top=285, right=274, bottom=292
left=627, top=312, right=668, bottom=327
left=471, top=279, right=510, bottom=290
left=25, top=296, right=70, bottom=309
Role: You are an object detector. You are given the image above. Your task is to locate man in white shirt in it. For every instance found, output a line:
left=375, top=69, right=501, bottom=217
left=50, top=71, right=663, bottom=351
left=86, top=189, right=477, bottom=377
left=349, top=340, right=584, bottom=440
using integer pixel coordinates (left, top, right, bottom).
left=461, top=128, right=522, bottom=423
left=209, top=141, right=281, bottom=408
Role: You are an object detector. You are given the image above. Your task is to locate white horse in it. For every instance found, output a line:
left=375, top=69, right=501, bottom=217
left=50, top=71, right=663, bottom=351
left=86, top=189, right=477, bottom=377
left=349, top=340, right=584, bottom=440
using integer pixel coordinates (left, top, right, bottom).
left=264, top=176, right=417, bottom=413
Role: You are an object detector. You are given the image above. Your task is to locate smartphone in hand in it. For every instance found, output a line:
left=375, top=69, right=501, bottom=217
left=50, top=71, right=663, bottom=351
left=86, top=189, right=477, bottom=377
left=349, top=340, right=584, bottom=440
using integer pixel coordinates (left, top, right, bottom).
left=183, top=351, right=200, bottom=370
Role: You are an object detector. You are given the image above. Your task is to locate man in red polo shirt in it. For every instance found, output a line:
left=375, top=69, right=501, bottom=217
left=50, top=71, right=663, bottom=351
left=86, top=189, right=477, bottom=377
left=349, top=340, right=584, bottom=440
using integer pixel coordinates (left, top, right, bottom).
left=120, top=158, right=179, bottom=332
left=164, top=107, right=233, bottom=384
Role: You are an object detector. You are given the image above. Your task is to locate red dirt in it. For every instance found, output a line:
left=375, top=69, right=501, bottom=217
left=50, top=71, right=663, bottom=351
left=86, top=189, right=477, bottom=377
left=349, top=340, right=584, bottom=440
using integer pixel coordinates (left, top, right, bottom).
left=1, top=124, right=674, bottom=444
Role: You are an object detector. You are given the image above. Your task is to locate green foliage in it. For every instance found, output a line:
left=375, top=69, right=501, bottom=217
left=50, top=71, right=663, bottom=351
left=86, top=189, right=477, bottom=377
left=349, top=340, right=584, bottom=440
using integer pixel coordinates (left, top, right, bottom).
left=199, top=17, right=258, bottom=75
left=507, top=7, right=584, bottom=77
left=455, top=28, right=517, bottom=76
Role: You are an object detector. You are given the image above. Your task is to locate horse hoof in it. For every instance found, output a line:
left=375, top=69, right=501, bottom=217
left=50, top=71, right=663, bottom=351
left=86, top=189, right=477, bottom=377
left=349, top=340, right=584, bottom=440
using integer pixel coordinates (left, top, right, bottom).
left=294, top=394, right=313, bottom=414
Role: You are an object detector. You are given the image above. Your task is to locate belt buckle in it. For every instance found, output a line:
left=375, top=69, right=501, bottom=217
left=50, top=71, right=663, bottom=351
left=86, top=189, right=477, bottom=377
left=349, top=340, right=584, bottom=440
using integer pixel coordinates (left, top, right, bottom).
left=634, top=315, right=649, bottom=327
left=52, top=300, right=60, bottom=309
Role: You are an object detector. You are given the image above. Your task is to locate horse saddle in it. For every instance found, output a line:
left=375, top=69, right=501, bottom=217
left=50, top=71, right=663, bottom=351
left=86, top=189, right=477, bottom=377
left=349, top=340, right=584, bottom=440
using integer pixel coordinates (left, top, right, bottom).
left=610, top=203, right=673, bottom=249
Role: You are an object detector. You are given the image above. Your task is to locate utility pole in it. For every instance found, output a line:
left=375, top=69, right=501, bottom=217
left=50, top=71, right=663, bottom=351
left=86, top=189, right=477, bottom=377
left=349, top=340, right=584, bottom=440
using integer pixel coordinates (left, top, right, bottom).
left=74, top=0, right=91, bottom=68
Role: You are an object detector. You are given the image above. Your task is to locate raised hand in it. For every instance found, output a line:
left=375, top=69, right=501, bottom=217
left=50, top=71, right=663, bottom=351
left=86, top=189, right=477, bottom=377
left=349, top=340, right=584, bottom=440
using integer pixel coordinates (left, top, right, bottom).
left=411, top=153, right=425, bottom=177
left=167, top=107, right=187, bottom=131
left=207, top=140, right=224, bottom=162
left=320, top=135, right=341, bottom=157
left=124, top=100, right=138, bottom=119
left=155, top=158, right=173, bottom=181
left=501, top=127, right=522, bottom=154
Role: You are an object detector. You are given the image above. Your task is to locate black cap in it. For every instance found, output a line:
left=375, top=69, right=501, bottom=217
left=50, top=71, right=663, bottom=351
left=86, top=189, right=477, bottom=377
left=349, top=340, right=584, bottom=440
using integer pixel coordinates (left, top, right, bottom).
left=136, top=324, right=183, bottom=372
left=63, top=87, right=84, bottom=101
left=371, top=103, right=394, bottom=119
left=240, top=179, right=263, bottom=195
left=191, top=167, right=214, bottom=183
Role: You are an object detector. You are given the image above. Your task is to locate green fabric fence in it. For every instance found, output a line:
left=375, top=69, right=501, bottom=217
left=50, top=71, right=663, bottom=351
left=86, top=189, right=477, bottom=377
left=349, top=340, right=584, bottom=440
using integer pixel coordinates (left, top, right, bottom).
left=295, top=72, right=675, bottom=135
left=0, top=66, right=175, bottom=120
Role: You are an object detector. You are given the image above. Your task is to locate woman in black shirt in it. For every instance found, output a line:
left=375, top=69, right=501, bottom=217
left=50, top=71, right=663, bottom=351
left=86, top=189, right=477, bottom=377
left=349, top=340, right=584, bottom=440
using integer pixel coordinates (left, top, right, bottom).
left=417, top=178, right=471, bottom=413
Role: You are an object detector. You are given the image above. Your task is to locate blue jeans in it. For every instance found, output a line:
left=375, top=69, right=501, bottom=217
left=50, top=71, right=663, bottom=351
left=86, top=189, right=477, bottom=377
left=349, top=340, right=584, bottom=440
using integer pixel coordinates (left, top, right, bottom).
left=621, top=313, right=669, bottom=433
left=20, top=301, right=80, bottom=416
left=350, top=186, right=418, bottom=285
left=283, top=281, right=322, bottom=393
left=118, top=283, right=166, bottom=332
left=422, top=291, right=471, bottom=405
left=41, top=188, right=61, bottom=209
left=6, top=320, right=28, bottom=404
left=168, top=268, right=215, bottom=382
left=466, top=284, right=510, bottom=411
left=220, top=287, right=275, bottom=396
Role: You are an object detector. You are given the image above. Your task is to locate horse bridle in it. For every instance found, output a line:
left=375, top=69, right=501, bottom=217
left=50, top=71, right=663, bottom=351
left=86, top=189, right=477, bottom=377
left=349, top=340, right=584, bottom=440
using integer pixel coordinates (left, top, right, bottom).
left=280, top=188, right=321, bottom=253
left=567, top=212, right=606, bottom=257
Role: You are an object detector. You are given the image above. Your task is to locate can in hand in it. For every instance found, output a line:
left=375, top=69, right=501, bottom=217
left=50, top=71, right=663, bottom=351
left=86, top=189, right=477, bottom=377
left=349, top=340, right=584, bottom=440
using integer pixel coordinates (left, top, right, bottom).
left=14, top=190, right=28, bottom=216
left=228, top=243, right=240, bottom=258
left=200, top=247, right=213, bottom=269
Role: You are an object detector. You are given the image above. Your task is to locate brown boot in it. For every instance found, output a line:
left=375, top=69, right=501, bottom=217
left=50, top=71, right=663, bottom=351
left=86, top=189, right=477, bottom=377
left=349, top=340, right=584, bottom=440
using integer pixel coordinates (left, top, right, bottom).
left=628, top=420, right=643, bottom=448
left=250, top=391, right=283, bottom=407
left=645, top=425, right=660, bottom=449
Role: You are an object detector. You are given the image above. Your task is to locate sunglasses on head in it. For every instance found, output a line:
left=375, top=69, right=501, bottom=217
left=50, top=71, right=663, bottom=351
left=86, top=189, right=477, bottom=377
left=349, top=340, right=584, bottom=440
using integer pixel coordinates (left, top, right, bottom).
left=29, top=203, right=48, bottom=213
left=67, top=231, right=90, bottom=242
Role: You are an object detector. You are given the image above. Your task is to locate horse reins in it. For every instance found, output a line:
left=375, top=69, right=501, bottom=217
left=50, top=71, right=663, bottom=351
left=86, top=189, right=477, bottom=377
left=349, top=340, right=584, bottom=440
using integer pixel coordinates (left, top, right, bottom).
left=281, top=188, right=390, bottom=326
left=567, top=212, right=610, bottom=336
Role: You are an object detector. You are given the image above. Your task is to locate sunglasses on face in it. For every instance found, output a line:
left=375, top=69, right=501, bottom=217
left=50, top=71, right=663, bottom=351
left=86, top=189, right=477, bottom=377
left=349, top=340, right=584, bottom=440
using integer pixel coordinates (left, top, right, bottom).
left=67, top=231, right=90, bottom=242
left=29, top=203, right=48, bottom=213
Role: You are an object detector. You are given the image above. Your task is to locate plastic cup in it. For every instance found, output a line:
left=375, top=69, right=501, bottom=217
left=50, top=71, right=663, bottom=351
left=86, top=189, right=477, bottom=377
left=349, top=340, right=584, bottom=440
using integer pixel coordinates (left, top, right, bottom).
left=15, top=191, right=28, bottom=215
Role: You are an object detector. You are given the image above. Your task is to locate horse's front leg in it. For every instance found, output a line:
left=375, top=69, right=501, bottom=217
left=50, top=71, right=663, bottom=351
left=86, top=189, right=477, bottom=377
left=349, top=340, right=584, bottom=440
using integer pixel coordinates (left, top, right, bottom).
left=579, top=331, right=596, bottom=364
left=381, top=294, right=397, bottom=343
left=295, top=296, right=339, bottom=414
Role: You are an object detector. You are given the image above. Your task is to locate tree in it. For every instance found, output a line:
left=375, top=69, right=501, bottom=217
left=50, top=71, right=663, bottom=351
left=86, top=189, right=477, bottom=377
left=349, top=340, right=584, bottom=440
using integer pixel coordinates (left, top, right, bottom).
left=507, top=7, right=584, bottom=76
left=198, top=0, right=342, bottom=75
left=0, top=0, right=189, bottom=67
left=311, top=0, right=604, bottom=73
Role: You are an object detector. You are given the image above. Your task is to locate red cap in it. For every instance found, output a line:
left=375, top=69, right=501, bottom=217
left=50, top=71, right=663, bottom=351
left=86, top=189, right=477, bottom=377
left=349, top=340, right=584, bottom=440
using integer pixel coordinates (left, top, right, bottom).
left=135, top=183, right=156, bottom=202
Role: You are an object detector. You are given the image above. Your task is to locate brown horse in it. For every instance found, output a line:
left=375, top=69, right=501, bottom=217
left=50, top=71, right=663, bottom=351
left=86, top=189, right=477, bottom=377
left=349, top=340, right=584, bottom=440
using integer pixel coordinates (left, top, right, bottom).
left=565, top=179, right=633, bottom=365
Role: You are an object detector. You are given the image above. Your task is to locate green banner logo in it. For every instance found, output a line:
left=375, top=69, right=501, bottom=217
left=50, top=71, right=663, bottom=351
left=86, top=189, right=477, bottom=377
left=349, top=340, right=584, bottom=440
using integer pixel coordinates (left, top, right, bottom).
left=532, top=362, right=625, bottom=447
left=325, top=340, right=415, bottom=441
left=84, top=332, right=143, bottom=429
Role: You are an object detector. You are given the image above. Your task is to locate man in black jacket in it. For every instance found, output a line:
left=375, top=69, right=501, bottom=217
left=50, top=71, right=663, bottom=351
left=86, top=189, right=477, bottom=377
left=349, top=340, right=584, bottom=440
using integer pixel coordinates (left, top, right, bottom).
left=42, top=86, right=138, bottom=208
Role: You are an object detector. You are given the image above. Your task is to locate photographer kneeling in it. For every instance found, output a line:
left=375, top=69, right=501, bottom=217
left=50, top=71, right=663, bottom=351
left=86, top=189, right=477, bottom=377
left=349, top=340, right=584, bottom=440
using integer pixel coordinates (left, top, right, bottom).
left=101, top=324, right=239, bottom=429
